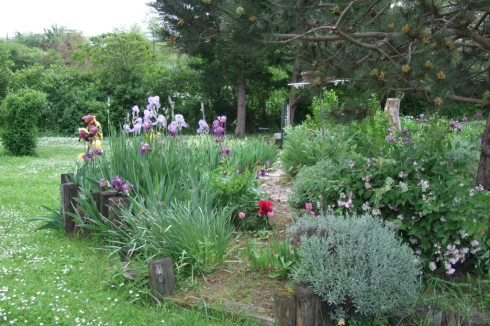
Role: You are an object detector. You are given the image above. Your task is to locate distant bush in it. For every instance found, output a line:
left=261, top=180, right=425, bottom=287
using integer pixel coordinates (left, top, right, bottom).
left=290, top=213, right=421, bottom=321
left=0, top=89, right=48, bottom=156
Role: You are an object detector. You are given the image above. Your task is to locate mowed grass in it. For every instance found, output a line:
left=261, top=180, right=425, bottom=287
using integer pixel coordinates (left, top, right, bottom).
left=0, top=137, right=257, bottom=326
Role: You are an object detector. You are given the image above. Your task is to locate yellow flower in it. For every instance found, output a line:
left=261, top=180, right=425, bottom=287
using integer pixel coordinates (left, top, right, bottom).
left=387, top=22, right=395, bottom=30
left=436, top=71, right=446, bottom=80
left=77, top=153, right=85, bottom=161
left=433, top=97, right=443, bottom=105
left=402, top=64, right=411, bottom=73
left=424, top=60, right=434, bottom=69
left=402, top=24, right=410, bottom=33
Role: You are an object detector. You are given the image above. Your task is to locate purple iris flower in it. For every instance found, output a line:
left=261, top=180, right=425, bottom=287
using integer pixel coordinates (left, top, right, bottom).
left=83, top=151, right=94, bottom=160
left=153, top=115, right=166, bottom=128
left=111, top=175, right=122, bottom=190
left=474, top=112, right=483, bottom=119
left=143, top=119, right=152, bottom=132
left=404, top=137, right=411, bottom=143
left=119, top=182, right=133, bottom=192
left=402, top=128, right=409, bottom=135
left=123, top=124, right=133, bottom=133
left=463, top=116, right=468, bottom=122
left=168, top=121, right=178, bottom=136
left=175, top=114, right=188, bottom=128
left=99, top=178, right=109, bottom=190
left=133, top=122, right=142, bottom=134
left=450, top=120, right=456, bottom=128
left=197, top=119, right=210, bottom=134
left=144, top=109, right=152, bottom=120
left=220, top=146, right=230, bottom=156
left=387, top=135, right=395, bottom=142
left=132, top=106, right=139, bottom=117
left=93, top=148, right=103, bottom=156
left=140, top=143, right=151, bottom=155
left=456, top=123, right=462, bottom=132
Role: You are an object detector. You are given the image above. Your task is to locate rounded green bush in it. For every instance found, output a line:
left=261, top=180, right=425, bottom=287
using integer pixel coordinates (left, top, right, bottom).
left=290, top=213, right=421, bottom=321
left=0, top=89, right=48, bottom=156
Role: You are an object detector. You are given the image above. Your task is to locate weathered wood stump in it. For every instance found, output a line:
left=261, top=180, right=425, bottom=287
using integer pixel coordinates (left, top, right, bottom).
left=384, top=98, right=402, bottom=131
left=273, top=292, right=296, bottom=326
left=296, top=284, right=319, bottom=326
left=149, top=258, right=175, bottom=301
left=318, top=300, right=337, bottom=326
left=61, top=182, right=79, bottom=235
left=108, top=196, right=130, bottom=230
left=61, top=173, right=74, bottom=184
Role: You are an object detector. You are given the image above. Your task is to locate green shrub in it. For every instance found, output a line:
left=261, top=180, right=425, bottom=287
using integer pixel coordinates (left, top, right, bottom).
left=290, top=213, right=421, bottom=321
left=0, top=89, right=48, bottom=156
left=291, top=116, right=489, bottom=274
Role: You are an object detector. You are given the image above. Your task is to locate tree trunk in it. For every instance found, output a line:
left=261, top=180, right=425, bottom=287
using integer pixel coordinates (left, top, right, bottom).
left=287, top=56, right=300, bottom=126
left=384, top=98, right=401, bottom=131
left=235, top=77, right=246, bottom=137
left=476, top=110, right=490, bottom=188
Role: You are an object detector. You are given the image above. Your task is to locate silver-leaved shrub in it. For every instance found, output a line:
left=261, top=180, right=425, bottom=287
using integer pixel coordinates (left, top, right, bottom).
left=290, top=213, right=421, bottom=321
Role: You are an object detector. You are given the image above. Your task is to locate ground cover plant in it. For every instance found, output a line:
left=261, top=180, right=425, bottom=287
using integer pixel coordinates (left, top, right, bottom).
left=0, top=137, right=260, bottom=325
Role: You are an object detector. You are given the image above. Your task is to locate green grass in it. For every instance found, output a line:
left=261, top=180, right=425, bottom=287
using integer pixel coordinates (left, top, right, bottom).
left=0, top=137, right=257, bottom=326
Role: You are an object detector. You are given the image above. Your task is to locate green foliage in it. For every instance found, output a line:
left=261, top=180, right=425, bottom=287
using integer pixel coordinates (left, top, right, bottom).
left=242, top=238, right=297, bottom=278
left=0, top=41, right=13, bottom=99
left=291, top=116, right=490, bottom=274
left=280, top=125, right=325, bottom=175
left=29, top=204, right=63, bottom=231
left=0, top=89, right=48, bottom=156
left=290, top=213, right=421, bottom=321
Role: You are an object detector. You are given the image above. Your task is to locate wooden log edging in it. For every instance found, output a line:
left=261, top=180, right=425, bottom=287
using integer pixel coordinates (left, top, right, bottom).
left=61, top=182, right=79, bottom=235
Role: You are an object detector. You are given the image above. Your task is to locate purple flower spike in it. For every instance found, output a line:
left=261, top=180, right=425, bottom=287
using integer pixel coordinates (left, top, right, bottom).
left=111, top=175, right=122, bottom=190
left=119, top=182, right=133, bottom=192
left=99, top=178, right=109, bottom=190
left=140, top=143, right=151, bottom=155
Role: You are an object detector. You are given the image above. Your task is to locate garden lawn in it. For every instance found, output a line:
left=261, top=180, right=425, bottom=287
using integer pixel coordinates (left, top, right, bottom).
left=0, top=137, right=257, bottom=326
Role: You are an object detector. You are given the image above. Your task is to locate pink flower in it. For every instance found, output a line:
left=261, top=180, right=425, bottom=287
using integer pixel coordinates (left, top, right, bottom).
left=238, top=212, right=246, bottom=220
left=305, top=202, right=313, bottom=212
left=267, top=211, right=274, bottom=219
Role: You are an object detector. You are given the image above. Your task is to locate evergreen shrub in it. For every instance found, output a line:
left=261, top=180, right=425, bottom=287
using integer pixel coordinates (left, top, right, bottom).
left=290, top=213, right=421, bottom=321
left=0, top=89, right=48, bottom=156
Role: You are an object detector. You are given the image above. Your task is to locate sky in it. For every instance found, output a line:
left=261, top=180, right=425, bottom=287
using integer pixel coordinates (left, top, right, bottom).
left=0, top=0, right=157, bottom=38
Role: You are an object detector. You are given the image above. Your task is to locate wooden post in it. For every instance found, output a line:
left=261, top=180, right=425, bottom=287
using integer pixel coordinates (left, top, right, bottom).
left=273, top=292, right=296, bottom=326
left=99, top=191, right=117, bottom=218
left=318, top=300, right=336, bottom=326
left=61, top=173, right=74, bottom=184
left=108, top=196, right=130, bottom=230
left=384, top=98, right=402, bottom=131
left=296, top=284, right=319, bottom=326
left=149, top=258, right=176, bottom=301
left=61, top=183, right=79, bottom=235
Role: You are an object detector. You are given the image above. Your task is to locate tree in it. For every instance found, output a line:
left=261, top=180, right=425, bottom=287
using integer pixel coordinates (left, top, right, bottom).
left=214, top=0, right=490, bottom=185
left=72, top=29, right=154, bottom=128
left=0, top=41, right=13, bottom=100
left=151, top=0, right=279, bottom=136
